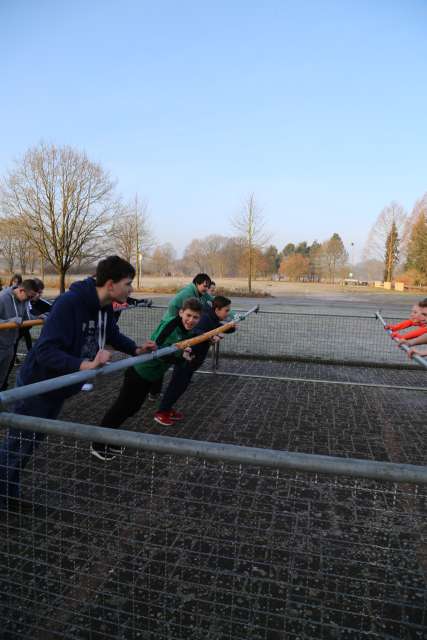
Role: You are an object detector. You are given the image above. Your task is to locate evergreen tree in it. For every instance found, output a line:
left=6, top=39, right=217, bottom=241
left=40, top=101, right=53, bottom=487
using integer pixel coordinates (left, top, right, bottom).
left=383, top=222, right=399, bottom=281
left=405, top=212, right=427, bottom=275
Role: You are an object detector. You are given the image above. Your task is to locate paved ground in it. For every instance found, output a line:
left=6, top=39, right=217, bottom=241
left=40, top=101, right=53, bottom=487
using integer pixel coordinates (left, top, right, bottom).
left=0, top=361, right=426, bottom=639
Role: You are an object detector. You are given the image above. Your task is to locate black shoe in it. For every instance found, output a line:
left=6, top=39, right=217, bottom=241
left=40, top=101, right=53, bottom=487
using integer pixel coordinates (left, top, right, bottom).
left=90, top=444, right=116, bottom=461
left=108, top=444, right=125, bottom=455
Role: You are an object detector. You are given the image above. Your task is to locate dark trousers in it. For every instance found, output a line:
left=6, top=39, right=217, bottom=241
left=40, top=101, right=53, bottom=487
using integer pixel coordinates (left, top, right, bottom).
left=100, top=368, right=156, bottom=428
left=0, top=377, right=63, bottom=502
left=159, top=354, right=206, bottom=412
left=1, top=328, right=33, bottom=392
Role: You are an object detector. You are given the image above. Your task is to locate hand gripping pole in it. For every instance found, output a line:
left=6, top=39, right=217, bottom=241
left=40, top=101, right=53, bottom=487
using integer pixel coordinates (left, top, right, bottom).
left=375, top=310, right=427, bottom=370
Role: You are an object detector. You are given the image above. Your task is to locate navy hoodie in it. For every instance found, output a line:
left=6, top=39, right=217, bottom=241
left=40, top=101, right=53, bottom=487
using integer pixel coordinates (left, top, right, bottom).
left=19, top=278, right=137, bottom=400
left=190, top=306, right=235, bottom=361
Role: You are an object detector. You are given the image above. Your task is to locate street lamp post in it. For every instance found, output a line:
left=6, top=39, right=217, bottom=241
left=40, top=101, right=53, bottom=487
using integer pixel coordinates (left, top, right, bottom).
left=138, top=252, right=142, bottom=288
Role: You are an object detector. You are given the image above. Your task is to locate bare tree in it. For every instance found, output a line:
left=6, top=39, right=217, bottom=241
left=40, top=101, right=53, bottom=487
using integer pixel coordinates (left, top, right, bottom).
left=321, top=233, right=348, bottom=283
left=110, top=196, right=154, bottom=287
left=231, top=194, right=269, bottom=292
left=0, top=217, right=18, bottom=273
left=1, top=143, right=114, bottom=292
left=182, top=239, right=210, bottom=273
left=149, top=243, right=176, bottom=275
left=364, top=202, right=407, bottom=279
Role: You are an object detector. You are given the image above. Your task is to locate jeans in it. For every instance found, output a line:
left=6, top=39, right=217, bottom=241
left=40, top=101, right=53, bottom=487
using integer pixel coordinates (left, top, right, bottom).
left=0, top=375, right=64, bottom=502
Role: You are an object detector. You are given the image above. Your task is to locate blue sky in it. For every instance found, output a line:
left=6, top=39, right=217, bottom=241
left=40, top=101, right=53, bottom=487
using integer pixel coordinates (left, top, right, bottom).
left=1, top=0, right=426, bottom=258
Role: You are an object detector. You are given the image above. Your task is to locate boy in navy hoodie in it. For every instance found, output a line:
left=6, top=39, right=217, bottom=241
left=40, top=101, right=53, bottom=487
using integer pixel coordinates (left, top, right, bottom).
left=0, top=256, right=156, bottom=508
left=154, top=296, right=236, bottom=426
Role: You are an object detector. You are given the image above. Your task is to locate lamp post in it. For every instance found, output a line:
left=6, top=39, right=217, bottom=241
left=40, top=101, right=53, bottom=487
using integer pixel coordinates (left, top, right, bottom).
left=349, top=242, right=355, bottom=277
left=138, top=252, right=142, bottom=289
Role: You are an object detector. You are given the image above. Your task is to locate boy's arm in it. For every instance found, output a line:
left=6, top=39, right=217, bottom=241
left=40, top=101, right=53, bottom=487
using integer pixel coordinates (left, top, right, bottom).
left=33, top=298, right=85, bottom=373
left=386, top=319, right=413, bottom=331
left=399, top=332, right=427, bottom=347
left=107, top=319, right=138, bottom=355
left=0, top=297, right=21, bottom=324
left=394, top=327, right=427, bottom=341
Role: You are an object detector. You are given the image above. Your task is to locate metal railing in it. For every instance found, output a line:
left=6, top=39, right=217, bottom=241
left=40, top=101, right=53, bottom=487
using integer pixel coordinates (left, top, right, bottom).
left=0, top=413, right=426, bottom=639
left=116, top=305, right=426, bottom=369
left=10, top=304, right=427, bottom=370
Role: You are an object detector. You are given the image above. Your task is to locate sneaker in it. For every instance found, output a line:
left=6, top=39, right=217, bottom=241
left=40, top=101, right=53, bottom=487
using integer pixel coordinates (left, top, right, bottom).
left=148, top=393, right=160, bottom=402
left=81, top=383, right=94, bottom=392
left=90, top=444, right=116, bottom=461
left=169, top=409, right=184, bottom=421
left=108, top=444, right=125, bottom=455
left=154, top=411, right=174, bottom=426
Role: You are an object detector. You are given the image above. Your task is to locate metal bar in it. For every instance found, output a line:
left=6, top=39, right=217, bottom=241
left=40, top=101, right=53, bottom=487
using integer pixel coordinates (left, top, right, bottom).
left=0, top=306, right=259, bottom=406
left=0, top=319, right=44, bottom=331
left=148, top=304, right=393, bottom=321
left=375, top=310, right=427, bottom=370
left=195, top=369, right=427, bottom=392
left=0, top=411, right=426, bottom=484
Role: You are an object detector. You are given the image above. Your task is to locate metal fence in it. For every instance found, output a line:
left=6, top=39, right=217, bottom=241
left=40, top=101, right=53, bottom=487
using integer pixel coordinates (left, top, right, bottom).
left=0, top=414, right=426, bottom=639
left=116, top=306, right=421, bottom=369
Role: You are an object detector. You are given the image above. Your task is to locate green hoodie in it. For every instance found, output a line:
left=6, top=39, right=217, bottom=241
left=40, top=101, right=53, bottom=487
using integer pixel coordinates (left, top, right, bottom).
left=162, top=283, right=201, bottom=321
left=133, top=316, right=191, bottom=382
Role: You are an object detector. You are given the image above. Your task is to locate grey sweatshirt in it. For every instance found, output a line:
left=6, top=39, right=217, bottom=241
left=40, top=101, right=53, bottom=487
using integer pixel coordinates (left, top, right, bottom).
left=0, top=287, right=29, bottom=351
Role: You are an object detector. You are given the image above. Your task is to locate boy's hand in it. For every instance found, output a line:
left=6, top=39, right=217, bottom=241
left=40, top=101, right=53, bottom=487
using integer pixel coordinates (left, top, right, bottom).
left=93, top=349, right=112, bottom=367
left=408, top=348, right=427, bottom=359
left=12, top=316, right=23, bottom=325
left=80, top=349, right=112, bottom=371
left=210, top=335, right=223, bottom=344
left=135, top=340, right=157, bottom=355
left=182, top=347, right=194, bottom=361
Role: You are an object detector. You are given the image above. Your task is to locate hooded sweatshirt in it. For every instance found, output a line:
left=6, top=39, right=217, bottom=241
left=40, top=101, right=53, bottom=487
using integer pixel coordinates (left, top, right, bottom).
left=162, top=283, right=202, bottom=322
left=0, top=287, right=30, bottom=351
left=133, top=316, right=191, bottom=382
left=190, top=306, right=235, bottom=361
left=19, top=278, right=137, bottom=400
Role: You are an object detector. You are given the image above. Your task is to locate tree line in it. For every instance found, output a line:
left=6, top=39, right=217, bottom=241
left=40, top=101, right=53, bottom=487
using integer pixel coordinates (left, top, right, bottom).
left=1, top=142, right=425, bottom=292
left=363, top=195, right=427, bottom=285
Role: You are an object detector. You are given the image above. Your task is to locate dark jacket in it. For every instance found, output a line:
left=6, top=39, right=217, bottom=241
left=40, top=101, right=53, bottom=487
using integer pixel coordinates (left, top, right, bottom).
left=190, top=306, right=235, bottom=361
left=19, top=278, right=137, bottom=400
left=29, top=298, right=53, bottom=316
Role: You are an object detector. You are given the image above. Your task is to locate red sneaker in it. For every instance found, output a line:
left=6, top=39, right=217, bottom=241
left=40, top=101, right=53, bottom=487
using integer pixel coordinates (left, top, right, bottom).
left=169, top=409, right=184, bottom=421
left=154, top=411, right=174, bottom=426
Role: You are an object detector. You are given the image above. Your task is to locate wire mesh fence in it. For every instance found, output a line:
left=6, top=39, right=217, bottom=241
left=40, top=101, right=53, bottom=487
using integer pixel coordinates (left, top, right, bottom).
left=0, top=418, right=426, bottom=640
left=16, top=305, right=422, bottom=369
left=115, top=306, right=421, bottom=369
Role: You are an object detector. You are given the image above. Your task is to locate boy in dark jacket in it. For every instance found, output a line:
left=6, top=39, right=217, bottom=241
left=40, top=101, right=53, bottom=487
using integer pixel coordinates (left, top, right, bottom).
left=93, top=297, right=203, bottom=458
left=154, top=296, right=235, bottom=426
left=0, top=256, right=156, bottom=506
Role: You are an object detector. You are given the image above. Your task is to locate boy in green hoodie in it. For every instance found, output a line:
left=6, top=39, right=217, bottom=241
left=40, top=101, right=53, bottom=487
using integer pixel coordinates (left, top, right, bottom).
left=92, top=297, right=203, bottom=459
left=162, top=273, right=211, bottom=322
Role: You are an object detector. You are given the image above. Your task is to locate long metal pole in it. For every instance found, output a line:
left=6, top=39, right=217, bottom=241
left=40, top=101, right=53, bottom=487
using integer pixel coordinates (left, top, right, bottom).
left=375, top=310, right=427, bottom=370
left=0, top=319, right=44, bottom=331
left=0, top=306, right=259, bottom=406
left=0, top=411, right=426, bottom=484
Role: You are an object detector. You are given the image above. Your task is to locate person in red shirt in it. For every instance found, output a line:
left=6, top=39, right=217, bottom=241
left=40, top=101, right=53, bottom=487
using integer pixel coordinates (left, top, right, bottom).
left=385, top=299, right=427, bottom=340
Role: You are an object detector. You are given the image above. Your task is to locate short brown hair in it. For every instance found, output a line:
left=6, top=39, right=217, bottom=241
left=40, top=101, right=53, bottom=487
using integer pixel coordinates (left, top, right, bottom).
left=21, top=279, right=39, bottom=294
left=96, top=256, right=135, bottom=286
left=213, top=295, right=231, bottom=310
left=419, top=298, right=427, bottom=308
left=181, top=297, right=202, bottom=313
